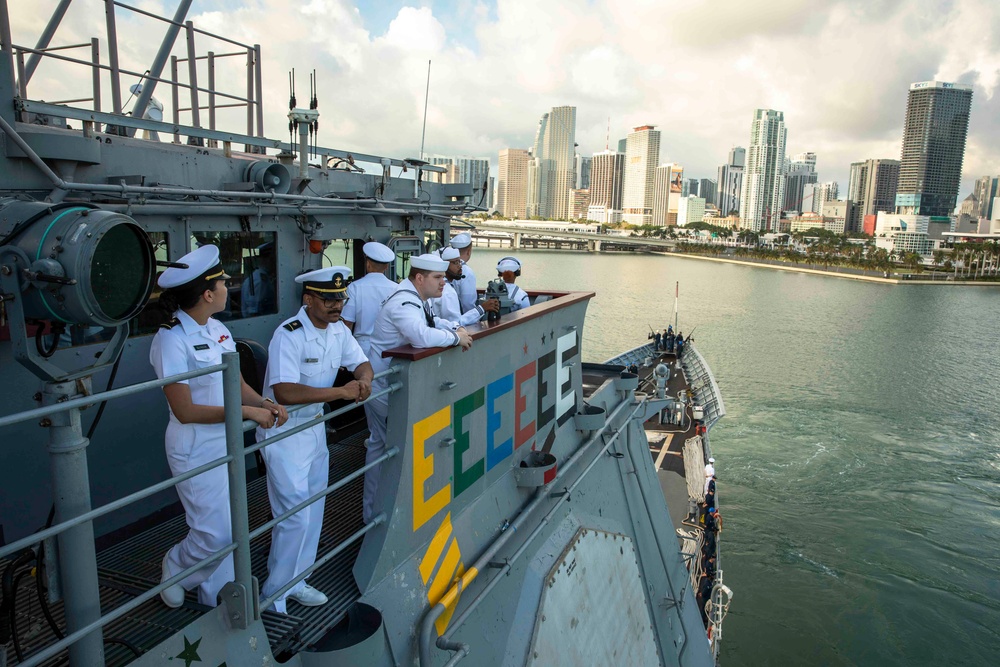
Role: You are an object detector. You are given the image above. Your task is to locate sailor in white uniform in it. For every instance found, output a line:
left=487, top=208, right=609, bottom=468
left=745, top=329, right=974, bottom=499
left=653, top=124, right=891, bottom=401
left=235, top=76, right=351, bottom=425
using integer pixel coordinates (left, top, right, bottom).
left=342, top=241, right=397, bottom=358
left=150, top=244, right=288, bottom=608
left=257, top=266, right=373, bottom=613
left=363, top=253, right=473, bottom=522
left=497, top=256, right=530, bottom=311
left=450, top=232, right=479, bottom=313
left=430, top=246, right=499, bottom=326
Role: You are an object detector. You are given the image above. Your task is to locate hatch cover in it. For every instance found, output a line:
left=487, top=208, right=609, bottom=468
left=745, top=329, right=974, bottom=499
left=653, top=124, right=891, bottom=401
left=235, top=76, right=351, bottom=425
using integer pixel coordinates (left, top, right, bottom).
left=526, top=528, right=660, bottom=666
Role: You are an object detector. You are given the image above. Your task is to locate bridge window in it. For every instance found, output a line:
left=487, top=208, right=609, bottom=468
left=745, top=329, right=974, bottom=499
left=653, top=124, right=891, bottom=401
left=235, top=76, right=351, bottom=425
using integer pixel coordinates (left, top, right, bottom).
left=190, top=231, right=278, bottom=322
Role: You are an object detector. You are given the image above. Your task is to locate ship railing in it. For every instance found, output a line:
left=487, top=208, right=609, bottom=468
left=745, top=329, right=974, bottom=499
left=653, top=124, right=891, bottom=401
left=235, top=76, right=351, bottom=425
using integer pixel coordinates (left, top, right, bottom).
left=0, top=0, right=446, bottom=173
left=2, top=0, right=266, bottom=148
left=0, top=351, right=400, bottom=667
left=681, top=342, right=726, bottom=431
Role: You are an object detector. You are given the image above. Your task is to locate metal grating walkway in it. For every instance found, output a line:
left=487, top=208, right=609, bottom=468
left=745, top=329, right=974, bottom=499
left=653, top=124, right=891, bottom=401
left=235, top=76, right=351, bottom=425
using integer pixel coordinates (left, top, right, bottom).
left=2, top=428, right=370, bottom=665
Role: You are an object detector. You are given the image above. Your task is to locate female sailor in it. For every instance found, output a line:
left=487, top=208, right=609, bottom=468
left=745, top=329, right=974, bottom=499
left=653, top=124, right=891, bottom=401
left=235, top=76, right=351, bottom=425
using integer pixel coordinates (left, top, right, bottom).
left=149, top=244, right=288, bottom=608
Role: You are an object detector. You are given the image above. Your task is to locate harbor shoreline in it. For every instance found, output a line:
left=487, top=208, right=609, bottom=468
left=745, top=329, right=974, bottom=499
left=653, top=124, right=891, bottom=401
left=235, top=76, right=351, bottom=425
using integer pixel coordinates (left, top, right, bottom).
left=653, top=252, right=1000, bottom=286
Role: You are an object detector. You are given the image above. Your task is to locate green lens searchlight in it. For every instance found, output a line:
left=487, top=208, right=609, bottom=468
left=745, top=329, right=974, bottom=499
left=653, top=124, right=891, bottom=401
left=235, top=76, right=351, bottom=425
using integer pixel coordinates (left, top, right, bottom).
left=0, top=200, right=155, bottom=380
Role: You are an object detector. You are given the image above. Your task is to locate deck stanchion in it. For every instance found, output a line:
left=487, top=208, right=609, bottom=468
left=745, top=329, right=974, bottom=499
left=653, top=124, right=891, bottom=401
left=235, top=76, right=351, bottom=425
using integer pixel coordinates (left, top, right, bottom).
left=222, top=352, right=255, bottom=617
left=44, top=380, right=105, bottom=665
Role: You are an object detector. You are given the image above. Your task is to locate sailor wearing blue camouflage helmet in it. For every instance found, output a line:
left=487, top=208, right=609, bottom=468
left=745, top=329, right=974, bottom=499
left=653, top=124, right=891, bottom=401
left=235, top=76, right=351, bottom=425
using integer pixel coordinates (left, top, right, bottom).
left=150, top=244, right=288, bottom=609
left=256, top=266, right=373, bottom=613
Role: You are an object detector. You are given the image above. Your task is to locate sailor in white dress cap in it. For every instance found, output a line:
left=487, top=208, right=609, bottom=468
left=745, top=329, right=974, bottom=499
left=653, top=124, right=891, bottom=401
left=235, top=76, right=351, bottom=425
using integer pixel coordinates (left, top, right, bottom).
left=342, top=241, right=397, bottom=358
left=362, top=253, right=473, bottom=522
left=496, top=256, right=530, bottom=311
left=430, top=246, right=499, bottom=325
left=257, top=266, right=373, bottom=613
left=449, top=232, right=479, bottom=313
left=150, top=244, right=288, bottom=608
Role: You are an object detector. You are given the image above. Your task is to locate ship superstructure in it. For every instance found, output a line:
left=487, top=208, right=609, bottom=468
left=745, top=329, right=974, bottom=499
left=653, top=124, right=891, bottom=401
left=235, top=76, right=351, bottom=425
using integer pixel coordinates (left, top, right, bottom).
left=0, top=3, right=727, bottom=665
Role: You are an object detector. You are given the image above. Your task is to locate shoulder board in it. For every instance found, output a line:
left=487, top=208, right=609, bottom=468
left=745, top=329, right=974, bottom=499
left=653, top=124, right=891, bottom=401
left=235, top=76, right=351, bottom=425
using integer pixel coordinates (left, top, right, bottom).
left=283, top=320, right=304, bottom=331
left=159, top=318, right=180, bottom=330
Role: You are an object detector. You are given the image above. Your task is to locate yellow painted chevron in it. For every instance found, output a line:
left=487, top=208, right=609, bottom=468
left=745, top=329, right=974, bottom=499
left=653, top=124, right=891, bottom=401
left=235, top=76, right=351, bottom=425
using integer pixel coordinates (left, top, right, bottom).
left=419, top=512, right=453, bottom=585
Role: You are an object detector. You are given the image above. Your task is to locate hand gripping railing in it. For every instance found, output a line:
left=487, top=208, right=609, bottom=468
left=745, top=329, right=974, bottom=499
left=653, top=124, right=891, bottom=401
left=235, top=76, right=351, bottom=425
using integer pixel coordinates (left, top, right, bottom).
left=418, top=397, right=646, bottom=667
left=0, top=351, right=401, bottom=666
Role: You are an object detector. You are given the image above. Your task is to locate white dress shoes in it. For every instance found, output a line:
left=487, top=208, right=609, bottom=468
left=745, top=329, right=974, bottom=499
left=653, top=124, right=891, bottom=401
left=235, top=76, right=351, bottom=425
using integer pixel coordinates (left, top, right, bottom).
left=160, top=554, right=185, bottom=608
left=287, top=584, right=328, bottom=607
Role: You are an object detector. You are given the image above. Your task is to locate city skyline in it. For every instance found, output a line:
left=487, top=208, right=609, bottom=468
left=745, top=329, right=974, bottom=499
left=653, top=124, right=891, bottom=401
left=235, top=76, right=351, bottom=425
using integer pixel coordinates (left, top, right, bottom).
left=9, top=0, right=1000, bottom=199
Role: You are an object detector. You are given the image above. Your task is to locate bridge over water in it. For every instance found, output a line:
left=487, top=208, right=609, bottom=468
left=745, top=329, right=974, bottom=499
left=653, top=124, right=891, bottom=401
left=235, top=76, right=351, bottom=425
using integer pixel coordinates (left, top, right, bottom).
left=459, top=223, right=679, bottom=252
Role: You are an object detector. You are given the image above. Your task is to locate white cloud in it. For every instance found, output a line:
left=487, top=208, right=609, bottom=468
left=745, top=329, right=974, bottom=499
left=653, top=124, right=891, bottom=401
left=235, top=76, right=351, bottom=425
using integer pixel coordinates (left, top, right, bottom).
left=380, top=7, right=446, bottom=52
left=8, top=0, right=1000, bottom=192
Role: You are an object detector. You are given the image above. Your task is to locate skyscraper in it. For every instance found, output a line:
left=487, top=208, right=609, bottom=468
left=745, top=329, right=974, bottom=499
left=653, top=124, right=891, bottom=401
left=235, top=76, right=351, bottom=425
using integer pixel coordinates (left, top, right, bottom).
left=973, top=175, right=999, bottom=220
left=427, top=156, right=492, bottom=208
left=653, top=163, right=684, bottom=226
left=497, top=148, right=530, bottom=218
left=525, top=106, right=577, bottom=219
left=790, top=152, right=816, bottom=172
left=860, top=159, right=900, bottom=220
left=895, top=81, right=973, bottom=216
left=587, top=149, right=626, bottom=224
left=622, top=126, right=661, bottom=226
left=717, top=147, right=745, bottom=217
left=698, top=179, right=717, bottom=206
left=783, top=152, right=817, bottom=212
left=575, top=154, right=592, bottom=190
left=815, top=181, right=839, bottom=215
left=526, top=113, right=549, bottom=217
left=740, top=109, right=787, bottom=231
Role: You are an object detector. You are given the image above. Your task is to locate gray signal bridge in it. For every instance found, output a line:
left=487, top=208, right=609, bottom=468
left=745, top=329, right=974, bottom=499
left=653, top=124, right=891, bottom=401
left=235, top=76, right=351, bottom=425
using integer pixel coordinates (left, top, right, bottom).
left=462, top=223, right=679, bottom=253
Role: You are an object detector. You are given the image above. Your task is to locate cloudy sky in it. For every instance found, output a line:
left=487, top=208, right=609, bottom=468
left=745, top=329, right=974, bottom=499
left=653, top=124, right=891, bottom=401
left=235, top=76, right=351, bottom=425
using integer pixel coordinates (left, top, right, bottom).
left=10, top=0, right=1000, bottom=198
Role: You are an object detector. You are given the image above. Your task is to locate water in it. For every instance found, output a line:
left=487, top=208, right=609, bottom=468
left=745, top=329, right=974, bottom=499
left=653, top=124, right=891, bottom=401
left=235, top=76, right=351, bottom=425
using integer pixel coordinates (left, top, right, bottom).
left=467, top=248, right=1000, bottom=666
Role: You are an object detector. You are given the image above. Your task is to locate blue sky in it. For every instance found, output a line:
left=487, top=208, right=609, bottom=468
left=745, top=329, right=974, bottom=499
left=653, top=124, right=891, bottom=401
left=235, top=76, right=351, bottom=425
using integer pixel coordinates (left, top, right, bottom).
left=354, top=1, right=497, bottom=52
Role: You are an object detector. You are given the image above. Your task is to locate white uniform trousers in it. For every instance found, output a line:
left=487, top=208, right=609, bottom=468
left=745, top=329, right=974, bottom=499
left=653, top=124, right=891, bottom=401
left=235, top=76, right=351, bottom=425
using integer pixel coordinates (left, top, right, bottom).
left=362, top=395, right=389, bottom=523
left=261, top=416, right=328, bottom=614
left=163, top=422, right=234, bottom=607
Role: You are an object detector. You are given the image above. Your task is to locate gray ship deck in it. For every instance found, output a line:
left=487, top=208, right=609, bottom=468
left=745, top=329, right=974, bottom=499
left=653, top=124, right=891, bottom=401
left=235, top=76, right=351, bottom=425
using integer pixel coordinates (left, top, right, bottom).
left=2, top=426, right=370, bottom=666
left=638, top=351, right=701, bottom=532
left=583, top=349, right=699, bottom=532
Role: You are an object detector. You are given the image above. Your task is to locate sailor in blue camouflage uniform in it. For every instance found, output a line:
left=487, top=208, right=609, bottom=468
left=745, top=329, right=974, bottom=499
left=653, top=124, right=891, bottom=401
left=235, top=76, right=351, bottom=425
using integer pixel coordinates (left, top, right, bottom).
left=342, top=241, right=397, bottom=359
left=150, top=244, right=288, bottom=609
left=257, top=266, right=373, bottom=613
left=450, top=232, right=479, bottom=313
left=363, top=253, right=473, bottom=522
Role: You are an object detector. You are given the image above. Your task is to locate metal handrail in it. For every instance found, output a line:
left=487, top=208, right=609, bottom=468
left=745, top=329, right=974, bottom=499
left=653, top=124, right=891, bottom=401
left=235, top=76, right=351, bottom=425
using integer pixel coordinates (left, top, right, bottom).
left=12, top=43, right=254, bottom=106
left=0, top=449, right=233, bottom=561
left=0, top=362, right=223, bottom=428
left=16, top=543, right=238, bottom=667
left=238, top=366, right=398, bottom=433
left=0, top=352, right=404, bottom=665
left=113, top=1, right=254, bottom=50
left=250, top=447, right=397, bottom=541
left=243, top=383, right=399, bottom=451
